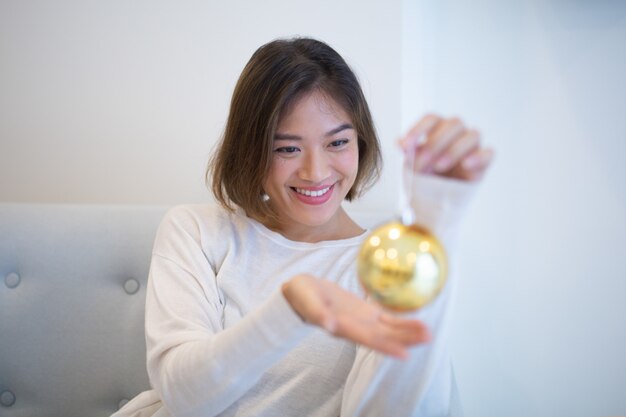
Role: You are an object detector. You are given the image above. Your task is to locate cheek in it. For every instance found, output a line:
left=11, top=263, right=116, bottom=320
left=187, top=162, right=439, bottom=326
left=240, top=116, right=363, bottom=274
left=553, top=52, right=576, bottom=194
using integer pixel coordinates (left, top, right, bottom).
left=336, top=148, right=359, bottom=178
left=265, top=158, right=291, bottom=189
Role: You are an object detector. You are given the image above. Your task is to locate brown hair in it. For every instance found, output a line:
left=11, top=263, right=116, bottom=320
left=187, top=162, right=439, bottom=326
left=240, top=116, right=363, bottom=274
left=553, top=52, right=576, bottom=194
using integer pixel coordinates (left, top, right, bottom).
left=207, top=37, right=382, bottom=221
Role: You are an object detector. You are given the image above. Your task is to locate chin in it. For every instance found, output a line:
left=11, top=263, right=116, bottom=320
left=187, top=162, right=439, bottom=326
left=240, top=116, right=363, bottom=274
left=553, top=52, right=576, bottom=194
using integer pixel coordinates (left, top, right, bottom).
left=290, top=205, right=341, bottom=228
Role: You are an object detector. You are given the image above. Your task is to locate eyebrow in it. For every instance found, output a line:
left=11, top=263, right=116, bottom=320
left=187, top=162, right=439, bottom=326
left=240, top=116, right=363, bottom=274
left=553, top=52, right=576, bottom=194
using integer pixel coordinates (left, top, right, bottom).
left=274, top=123, right=354, bottom=140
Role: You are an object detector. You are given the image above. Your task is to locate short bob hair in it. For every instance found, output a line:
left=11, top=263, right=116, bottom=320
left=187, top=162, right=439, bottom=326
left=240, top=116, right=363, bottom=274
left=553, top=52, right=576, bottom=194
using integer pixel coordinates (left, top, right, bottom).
left=207, top=37, right=382, bottom=222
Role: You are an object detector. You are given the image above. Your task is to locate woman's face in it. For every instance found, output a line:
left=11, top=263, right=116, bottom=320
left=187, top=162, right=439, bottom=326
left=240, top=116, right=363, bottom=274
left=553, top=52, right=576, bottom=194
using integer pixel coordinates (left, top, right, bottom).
left=263, top=90, right=359, bottom=241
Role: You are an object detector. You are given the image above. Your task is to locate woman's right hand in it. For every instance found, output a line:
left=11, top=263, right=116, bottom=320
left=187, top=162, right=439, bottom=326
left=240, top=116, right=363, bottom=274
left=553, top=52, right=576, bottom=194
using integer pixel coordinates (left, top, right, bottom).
left=281, top=275, right=431, bottom=359
left=399, top=114, right=494, bottom=182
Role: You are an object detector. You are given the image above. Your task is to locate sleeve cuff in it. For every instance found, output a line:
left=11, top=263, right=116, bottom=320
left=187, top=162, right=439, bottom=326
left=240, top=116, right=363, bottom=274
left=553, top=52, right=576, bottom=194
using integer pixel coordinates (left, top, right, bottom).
left=409, top=173, right=478, bottom=243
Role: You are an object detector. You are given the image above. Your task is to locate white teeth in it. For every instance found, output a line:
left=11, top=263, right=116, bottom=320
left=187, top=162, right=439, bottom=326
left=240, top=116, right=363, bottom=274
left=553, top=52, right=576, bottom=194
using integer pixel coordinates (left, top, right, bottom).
left=294, top=186, right=331, bottom=197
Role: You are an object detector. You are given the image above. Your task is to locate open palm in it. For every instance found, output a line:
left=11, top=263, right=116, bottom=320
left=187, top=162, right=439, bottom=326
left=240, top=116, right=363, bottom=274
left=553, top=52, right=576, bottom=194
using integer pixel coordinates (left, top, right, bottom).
left=282, top=275, right=430, bottom=359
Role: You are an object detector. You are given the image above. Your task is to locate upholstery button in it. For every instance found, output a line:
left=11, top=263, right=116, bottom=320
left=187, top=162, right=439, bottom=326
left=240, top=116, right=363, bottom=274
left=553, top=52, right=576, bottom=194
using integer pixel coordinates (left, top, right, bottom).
left=0, top=390, right=16, bottom=407
left=124, top=279, right=140, bottom=295
left=118, top=398, right=129, bottom=409
left=5, top=272, right=20, bottom=289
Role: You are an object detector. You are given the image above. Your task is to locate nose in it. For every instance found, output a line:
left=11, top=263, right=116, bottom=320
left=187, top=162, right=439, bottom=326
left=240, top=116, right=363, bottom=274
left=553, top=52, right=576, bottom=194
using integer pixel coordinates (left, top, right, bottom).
left=298, top=149, right=330, bottom=183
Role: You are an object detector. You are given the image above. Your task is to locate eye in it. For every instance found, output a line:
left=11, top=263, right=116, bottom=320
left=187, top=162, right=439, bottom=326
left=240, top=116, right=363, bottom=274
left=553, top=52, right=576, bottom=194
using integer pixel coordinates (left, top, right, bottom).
left=274, top=146, right=300, bottom=154
left=329, top=139, right=349, bottom=148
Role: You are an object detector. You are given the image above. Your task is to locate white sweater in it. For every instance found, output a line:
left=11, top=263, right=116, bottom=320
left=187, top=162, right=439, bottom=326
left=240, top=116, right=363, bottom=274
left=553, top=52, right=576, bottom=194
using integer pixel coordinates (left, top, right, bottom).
left=113, top=174, right=475, bottom=417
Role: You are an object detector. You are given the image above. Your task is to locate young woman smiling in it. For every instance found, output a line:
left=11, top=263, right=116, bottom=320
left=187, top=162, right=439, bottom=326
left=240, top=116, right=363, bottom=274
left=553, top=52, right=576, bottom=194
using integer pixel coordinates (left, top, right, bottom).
left=113, top=37, right=493, bottom=417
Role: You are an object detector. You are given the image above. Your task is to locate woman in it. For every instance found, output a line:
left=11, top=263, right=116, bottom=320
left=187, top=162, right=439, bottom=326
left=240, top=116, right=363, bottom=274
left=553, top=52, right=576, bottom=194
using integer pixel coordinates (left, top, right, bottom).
left=114, top=37, right=493, bottom=417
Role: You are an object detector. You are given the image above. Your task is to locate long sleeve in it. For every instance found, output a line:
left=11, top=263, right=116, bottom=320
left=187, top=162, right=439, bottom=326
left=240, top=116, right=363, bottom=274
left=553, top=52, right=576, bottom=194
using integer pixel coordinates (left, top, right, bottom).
left=144, top=207, right=313, bottom=417
left=341, top=173, right=477, bottom=417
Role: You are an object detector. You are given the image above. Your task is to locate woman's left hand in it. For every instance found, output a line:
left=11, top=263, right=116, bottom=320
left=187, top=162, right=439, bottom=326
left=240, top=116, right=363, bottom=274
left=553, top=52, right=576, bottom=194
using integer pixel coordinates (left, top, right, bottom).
left=398, top=114, right=494, bottom=182
left=282, top=274, right=430, bottom=359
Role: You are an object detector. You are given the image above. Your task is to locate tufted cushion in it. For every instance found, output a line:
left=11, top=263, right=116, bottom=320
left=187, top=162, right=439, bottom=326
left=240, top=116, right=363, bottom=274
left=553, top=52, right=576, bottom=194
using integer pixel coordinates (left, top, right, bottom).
left=0, top=204, right=168, bottom=417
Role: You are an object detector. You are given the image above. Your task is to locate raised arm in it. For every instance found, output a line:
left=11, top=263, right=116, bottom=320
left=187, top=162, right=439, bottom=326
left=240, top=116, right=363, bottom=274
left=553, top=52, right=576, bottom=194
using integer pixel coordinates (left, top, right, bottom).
left=341, top=115, right=493, bottom=416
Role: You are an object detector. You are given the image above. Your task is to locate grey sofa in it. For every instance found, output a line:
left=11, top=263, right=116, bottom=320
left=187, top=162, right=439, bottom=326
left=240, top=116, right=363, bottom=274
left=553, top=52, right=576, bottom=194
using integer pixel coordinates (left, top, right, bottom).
left=0, top=204, right=168, bottom=417
left=0, top=203, right=389, bottom=417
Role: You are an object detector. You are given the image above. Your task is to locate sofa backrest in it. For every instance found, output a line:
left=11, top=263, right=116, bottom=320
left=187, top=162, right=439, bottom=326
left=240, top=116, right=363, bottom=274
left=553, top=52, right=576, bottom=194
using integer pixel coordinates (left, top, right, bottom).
left=0, top=204, right=168, bottom=417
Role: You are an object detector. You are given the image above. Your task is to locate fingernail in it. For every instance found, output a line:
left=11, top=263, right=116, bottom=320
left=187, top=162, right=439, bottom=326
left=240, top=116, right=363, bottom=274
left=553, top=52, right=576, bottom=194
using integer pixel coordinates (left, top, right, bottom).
left=462, top=156, right=479, bottom=170
left=434, top=156, right=451, bottom=172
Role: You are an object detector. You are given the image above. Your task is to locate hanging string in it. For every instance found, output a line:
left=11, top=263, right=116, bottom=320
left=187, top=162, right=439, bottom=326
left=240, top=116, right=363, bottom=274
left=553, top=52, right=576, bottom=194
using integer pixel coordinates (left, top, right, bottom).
left=400, top=135, right=423, bottom=225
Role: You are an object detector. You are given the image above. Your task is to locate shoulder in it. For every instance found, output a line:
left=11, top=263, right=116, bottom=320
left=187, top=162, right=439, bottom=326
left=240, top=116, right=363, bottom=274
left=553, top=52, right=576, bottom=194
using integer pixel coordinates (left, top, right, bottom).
left=160, top=204, right=232, bottom=230
left=162, top=203, right=230, bottom=224
left=154, top=204, right=242, bottom=254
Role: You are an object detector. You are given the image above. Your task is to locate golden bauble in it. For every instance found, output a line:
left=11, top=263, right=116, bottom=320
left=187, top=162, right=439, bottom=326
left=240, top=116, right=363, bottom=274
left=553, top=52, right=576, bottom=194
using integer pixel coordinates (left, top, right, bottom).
left=357, top=221, right=448, bottom=311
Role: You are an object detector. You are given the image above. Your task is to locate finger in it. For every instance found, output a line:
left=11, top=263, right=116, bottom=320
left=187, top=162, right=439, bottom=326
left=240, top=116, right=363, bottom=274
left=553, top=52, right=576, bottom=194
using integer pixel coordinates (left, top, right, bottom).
left=367, top=325, right=424, bottom=358
left=388, top=324, right=431, bottom=345
left=331, top=315, right=384, bottom=349
left=415, top=118, right=465, bottom=172
left=432, top=129, right=480, bottom=174
left=462, top=147, right=494, bottom=170
left=379, top=314, right=431, bottom=344
left=345, top=313, right=428, bottom=352
left=330, top=312, right=409, bottom=358
left=353, top=327, right=411, bottom=359
left=459, top=147, right=495, bottom=181
left=398, top=114, right=441, bottom=152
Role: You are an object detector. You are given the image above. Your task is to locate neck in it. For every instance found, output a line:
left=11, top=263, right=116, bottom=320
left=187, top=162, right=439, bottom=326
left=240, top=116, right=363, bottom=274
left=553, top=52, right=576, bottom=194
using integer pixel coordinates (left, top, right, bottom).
left=260, top=207, right=364, bottom=243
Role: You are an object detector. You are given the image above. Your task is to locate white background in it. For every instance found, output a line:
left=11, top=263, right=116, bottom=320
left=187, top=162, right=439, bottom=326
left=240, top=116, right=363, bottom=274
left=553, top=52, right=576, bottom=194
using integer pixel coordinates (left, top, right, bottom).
left=1, top=1, right=625, bottom=416
left=404, top=2, right=626, bottom=417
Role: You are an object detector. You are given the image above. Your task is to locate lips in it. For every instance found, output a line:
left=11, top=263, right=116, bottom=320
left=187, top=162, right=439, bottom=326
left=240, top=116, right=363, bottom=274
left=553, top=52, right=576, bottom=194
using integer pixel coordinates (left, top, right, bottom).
left=290, top=184, right=335, bottom=205
left=294, top=186, right=331, bottom=197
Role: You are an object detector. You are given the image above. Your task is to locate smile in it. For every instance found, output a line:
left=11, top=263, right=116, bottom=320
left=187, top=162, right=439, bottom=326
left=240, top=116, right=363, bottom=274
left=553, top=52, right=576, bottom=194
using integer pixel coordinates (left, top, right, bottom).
left=290, top=184, right=335, bottom=205
left=293, top=186, right=331, bottom=197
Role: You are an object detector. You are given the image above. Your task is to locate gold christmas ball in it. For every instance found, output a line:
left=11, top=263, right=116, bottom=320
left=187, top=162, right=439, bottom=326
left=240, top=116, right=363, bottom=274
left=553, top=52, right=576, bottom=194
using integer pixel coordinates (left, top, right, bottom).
left=357, top=221, right=448, bottom=311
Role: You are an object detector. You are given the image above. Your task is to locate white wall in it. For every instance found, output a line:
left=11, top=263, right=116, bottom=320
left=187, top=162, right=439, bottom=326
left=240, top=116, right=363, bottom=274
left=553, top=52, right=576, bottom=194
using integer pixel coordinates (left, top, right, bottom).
left=0, top=0, right=403, bottom=210
left=402, top=1, right=626, bottom=416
